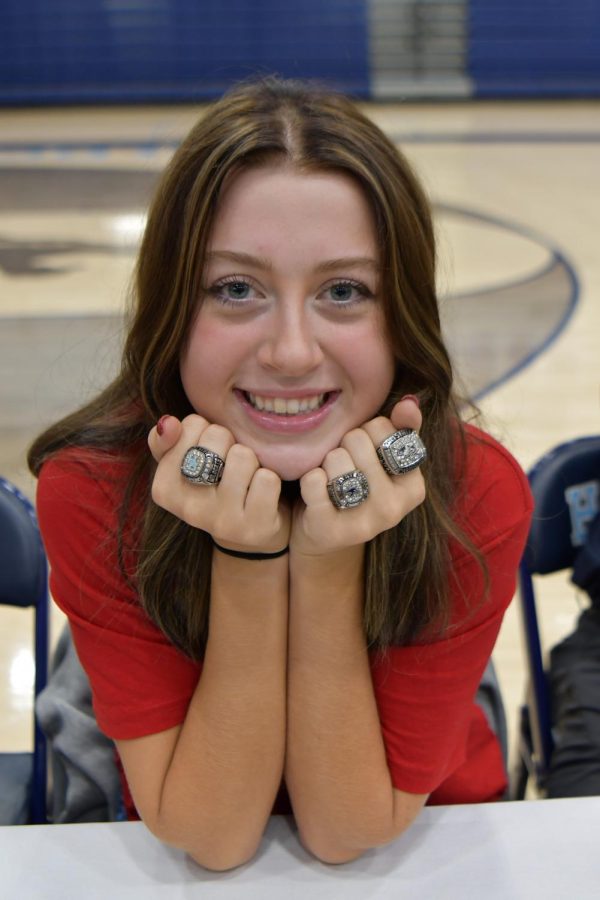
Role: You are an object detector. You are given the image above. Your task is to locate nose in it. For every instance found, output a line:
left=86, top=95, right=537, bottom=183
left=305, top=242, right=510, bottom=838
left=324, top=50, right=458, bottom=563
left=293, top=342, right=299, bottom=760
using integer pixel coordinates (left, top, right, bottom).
left=257, top=300, right=324, bottom=376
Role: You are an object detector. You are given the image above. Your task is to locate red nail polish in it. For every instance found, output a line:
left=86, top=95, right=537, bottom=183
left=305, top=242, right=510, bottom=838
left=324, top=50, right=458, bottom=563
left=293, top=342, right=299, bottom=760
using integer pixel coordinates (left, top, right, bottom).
left=401, top=394, right=420, bottom=408
left=157, top=415, right=169, bottom=436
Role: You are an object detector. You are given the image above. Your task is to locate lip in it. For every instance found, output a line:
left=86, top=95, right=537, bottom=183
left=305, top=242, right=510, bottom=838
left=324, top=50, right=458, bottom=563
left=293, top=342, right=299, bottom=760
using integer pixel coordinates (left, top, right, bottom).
left=239, top=388, right=332, bottom=399
left=235, top=388, right=340, bottom=433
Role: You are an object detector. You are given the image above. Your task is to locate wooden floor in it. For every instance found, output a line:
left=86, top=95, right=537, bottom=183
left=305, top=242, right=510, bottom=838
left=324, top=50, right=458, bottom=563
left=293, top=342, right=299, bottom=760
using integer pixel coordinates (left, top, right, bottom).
left=1, top=99, right=599, bottom=775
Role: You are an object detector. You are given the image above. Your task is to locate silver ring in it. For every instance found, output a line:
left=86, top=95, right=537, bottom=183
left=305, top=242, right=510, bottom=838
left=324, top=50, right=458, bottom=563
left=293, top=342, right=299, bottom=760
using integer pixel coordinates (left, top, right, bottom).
left=181, top=446, right=224, bottom=485
left=377, top=429, right=427, bottom=476
left=327, top=470, right=370, bottom=510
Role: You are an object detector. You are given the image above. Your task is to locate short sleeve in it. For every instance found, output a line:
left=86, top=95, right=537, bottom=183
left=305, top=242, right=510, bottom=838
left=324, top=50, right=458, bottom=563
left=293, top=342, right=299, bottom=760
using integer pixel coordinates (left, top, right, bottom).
left=370, top=426, right=533, bottom=795
left=37, top=452, right=201, bottom=739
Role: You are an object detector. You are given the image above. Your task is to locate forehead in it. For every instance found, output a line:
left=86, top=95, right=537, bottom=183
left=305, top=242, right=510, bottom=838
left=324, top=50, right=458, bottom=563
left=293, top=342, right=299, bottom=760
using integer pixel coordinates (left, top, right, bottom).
left=208, top=163, right=378, bottom=260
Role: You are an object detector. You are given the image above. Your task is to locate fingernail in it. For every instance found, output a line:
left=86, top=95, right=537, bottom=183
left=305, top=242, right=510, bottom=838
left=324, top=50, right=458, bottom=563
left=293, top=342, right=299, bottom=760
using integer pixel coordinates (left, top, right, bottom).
left=401, top=394, right=420, bottom=408
left=157, top=415, right=170, bottom=436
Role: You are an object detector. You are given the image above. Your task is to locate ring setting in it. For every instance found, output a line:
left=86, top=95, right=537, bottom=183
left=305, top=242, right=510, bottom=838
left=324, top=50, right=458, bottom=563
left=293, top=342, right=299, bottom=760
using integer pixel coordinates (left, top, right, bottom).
left=377, top=429, right=427, bottom=476
left=181, top=446, right=225, bottom=485
left=327, top=470, right=370, bottom=510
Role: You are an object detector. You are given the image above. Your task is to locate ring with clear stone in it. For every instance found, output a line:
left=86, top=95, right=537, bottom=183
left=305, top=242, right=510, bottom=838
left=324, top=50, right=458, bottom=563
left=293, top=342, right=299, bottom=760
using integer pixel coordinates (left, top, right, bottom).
left=180, top=446, right=225, bottom=485
left=376, top=429, right=427, bottom=476
left=327, top=470, right=370, bottom=510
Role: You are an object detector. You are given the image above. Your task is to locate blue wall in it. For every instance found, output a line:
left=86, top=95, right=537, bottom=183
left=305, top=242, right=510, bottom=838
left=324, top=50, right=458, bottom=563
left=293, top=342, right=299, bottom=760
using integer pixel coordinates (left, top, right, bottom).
left=1, top=1, right=600, bottom=104
left=469, top=0, right=600, bottom=96
left=0, top=0, right=370, bottom=104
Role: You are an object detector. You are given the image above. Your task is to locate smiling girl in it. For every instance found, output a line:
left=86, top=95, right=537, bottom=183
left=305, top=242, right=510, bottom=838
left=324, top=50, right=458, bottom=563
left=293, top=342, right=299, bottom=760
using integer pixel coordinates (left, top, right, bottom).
left=29, top=78, right=532, bottom=870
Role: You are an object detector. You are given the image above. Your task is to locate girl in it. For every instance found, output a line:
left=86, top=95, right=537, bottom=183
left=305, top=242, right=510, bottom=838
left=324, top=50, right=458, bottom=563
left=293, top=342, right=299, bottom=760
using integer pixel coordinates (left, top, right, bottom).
left=29, top=78, right=533, bottom=870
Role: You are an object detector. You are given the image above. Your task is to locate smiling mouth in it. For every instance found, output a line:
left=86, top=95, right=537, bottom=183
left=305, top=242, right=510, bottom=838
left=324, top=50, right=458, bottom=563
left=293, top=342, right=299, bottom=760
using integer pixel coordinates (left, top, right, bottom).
left=243, top=391, right=332, bottom=415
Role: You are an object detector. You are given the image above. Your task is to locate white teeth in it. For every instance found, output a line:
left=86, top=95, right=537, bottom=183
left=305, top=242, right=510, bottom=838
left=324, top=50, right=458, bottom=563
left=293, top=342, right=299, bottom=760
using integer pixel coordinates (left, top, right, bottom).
left=246, top=392, right=326, bottom=415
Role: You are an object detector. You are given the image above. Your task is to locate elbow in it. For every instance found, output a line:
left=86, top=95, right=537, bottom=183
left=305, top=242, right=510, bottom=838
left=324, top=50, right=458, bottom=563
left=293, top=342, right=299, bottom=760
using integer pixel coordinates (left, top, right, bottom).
left=186, top=840, right=261, bottom=872
left=148, top=813, right=264, bottom=872
left=296, top=821, right=371, bottom=865
left=299, top=831, right=366, bottom=865
left=296, top=804, right=420, bottom=865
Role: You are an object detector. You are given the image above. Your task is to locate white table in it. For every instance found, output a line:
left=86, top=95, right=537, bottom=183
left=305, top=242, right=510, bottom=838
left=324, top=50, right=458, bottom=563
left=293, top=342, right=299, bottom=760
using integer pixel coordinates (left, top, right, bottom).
left=3, top=797, right=599, bottom=899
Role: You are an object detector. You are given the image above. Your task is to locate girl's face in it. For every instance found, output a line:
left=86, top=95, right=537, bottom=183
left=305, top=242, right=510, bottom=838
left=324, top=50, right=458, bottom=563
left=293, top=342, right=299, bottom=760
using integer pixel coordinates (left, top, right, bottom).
left=180, top=163, right=396, bottom=480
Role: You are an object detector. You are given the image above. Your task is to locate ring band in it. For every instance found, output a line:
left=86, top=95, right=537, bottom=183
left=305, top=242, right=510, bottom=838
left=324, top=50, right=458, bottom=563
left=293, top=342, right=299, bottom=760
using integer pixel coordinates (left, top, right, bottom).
left=327, top=470, right=370, bottom=510
left=181, top=446, right=225, bottom=485
left=377, top=429, right=427, bottom=476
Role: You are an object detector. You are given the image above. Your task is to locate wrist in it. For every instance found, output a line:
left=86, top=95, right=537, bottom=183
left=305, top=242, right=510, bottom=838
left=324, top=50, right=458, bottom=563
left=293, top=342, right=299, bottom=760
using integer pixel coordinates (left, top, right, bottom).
left=289, top=543, right=365, bottom=583
left=212, top=539, right=289, bottom=561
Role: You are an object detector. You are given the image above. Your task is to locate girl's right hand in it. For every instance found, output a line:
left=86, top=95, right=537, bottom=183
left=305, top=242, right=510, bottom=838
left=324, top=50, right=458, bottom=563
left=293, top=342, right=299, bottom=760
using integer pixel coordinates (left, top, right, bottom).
left=148, top=414, right=290, bottom=554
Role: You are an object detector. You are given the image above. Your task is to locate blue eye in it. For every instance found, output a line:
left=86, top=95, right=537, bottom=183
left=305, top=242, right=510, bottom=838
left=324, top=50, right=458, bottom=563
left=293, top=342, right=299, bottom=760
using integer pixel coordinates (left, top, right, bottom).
left=324, top=280, right=372, bottom=306
left=223, top=281, right=251, bottom=300
left=330, top=283, right=355, bottom=302
left=207, top=276, right=258, bottom=306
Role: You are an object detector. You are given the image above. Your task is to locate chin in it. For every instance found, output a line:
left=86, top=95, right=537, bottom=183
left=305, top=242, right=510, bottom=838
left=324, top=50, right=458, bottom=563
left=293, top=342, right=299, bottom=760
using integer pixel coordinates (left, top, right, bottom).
left=256, top=450, right=324, bottom=482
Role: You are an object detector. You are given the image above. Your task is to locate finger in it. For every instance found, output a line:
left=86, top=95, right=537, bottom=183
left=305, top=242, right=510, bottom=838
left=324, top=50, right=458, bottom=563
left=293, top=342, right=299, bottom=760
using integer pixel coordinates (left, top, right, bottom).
left=153, top=412, right=210, bottom=467
left=165, top=417, right=234, bottom=473
left=148, top=415, right=183, bottom=464
left=245, top=467, right=282, bottom=519
left=217, top=443, right=260, bottom=509
left=361, top=396, right=422, bottom=448
left=321, top=447, right=357, bottom=482
left=390, top=396, right=422, bottom=433
left=340, top=427, right=390, bottom=492
left=190, top=422, right=237, bottom=460
left=299, top=467, right=329, bottom=508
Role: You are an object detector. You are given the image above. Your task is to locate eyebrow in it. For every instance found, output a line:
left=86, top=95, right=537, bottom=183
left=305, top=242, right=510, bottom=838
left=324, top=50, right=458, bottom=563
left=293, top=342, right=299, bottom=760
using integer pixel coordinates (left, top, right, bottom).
left=205, top=250, right=380, bottom=273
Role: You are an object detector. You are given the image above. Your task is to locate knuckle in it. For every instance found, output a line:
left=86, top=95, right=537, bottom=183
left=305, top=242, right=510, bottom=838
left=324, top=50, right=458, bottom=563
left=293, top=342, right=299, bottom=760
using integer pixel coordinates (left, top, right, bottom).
left=228, top=443, right=258, bottom=467
left=204, top=423, right=232, bottom=445
left=181, top=413, right=207, bottom=430
left=325, top=447, right=348, bottom=469
left=255, top=468, right=279, bottom=490
left=371, top=415, right=392, bottom=432
left=340, top=427, right=363, bottom=448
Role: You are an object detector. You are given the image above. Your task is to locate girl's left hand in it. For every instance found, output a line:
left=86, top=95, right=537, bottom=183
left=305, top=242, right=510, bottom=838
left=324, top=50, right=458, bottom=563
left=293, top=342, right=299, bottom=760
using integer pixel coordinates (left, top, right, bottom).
left=290, top=397, right=426, bottom=558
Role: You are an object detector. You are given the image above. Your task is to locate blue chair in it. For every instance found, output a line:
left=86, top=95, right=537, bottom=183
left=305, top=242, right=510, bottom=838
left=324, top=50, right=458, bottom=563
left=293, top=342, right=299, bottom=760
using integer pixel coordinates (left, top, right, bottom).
left=512, top=435, right=600, bottom=799
left=0, top=477, right=49, bottom=823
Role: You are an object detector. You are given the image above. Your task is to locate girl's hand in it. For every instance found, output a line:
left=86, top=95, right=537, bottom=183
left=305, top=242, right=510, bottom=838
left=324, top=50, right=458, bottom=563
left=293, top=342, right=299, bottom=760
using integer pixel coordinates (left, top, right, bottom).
left=290, top=397, right=425, bottom=558
left=148, top=414, right=291, bottom=553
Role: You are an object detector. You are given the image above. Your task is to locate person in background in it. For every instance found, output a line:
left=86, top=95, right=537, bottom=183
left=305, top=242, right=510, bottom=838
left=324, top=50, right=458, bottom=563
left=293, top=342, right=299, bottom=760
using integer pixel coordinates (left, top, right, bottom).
left=29, top=78, right=533, bottom=870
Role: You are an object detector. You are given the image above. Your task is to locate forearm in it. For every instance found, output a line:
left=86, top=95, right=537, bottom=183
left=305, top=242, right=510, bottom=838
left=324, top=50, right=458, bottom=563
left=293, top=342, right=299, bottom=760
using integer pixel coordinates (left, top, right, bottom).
left=156, top=552, right=288, bottom=868
left=285, top=548, right=398, bottom=862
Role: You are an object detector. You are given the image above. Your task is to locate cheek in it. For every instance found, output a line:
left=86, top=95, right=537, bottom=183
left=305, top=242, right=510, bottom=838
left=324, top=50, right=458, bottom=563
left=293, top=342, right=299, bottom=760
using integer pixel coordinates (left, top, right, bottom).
left=182, top=320, right=232, bottom=381
left=339, top=324, right=395, bottom=393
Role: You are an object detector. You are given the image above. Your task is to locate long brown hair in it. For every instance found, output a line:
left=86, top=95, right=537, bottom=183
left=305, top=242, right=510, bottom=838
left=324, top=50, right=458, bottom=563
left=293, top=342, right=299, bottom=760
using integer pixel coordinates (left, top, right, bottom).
left=29, top=76, right=479, bottom=659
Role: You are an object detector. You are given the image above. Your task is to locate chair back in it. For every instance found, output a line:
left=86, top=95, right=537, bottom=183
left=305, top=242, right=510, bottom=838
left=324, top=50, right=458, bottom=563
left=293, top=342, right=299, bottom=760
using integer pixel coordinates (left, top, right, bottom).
left=0, top=477, right=48, bottom=823
left=524, top=435, right=600, bottom=576
left=516, top=435, right=600, bottom=795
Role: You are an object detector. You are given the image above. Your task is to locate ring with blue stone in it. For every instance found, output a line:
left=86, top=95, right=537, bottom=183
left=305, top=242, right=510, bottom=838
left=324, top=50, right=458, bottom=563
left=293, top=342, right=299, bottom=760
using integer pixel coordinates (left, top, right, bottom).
left=180, top=446, right=224, bottom=485
left=327, top=470, right=370, bottom=510
left=377, top=429, right=427, bottom=476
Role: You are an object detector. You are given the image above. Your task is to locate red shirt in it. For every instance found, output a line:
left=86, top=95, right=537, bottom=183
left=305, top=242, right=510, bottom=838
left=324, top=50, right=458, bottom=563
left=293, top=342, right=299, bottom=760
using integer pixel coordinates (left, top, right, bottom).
left=36, top=424, right=532, bottom=815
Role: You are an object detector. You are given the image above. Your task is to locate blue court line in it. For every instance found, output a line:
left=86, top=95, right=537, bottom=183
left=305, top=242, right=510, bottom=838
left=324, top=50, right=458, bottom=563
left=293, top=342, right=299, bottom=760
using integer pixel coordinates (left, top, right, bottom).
left=1, top=131, right=600, bottom=155
left=437, top=202, right=580, bottom=402
left=473, top=249, right=579, bottom=403
left=391, top=132, right=600, bottom=144
left=0, top=152, right=581, bottom=403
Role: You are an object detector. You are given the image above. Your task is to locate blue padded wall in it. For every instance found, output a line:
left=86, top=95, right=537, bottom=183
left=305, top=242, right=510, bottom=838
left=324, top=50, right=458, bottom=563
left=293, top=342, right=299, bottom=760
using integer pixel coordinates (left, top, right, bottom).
left=0, top=0, right=369, bottom=104
left=2, top=2, right=600, bottom=103
left=469, top=1, right=600, bottom=96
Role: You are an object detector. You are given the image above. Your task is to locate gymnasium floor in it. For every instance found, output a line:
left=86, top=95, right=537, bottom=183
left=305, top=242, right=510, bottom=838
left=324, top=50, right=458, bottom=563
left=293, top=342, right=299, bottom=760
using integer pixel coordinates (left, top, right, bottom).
left=1, top=98, right=599, bottom=780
